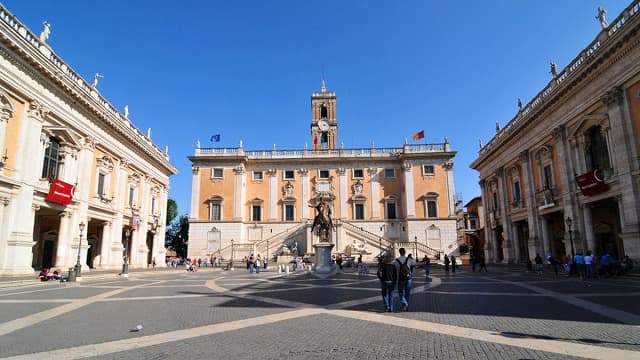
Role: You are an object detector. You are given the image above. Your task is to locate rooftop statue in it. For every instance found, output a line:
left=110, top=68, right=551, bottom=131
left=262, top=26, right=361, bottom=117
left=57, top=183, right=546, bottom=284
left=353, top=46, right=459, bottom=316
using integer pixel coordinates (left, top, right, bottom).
left=92, top=73, right=103, bottom=88
left=39, top=21, right=50, bottom=43
left=549, top=62, right=558, bottom=78
left=596, top=7, right=609, bottom=29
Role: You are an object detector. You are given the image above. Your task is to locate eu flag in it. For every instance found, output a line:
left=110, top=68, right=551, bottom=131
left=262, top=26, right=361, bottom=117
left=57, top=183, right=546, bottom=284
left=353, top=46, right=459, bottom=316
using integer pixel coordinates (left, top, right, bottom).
left=210, top=134, right=221, bottom=142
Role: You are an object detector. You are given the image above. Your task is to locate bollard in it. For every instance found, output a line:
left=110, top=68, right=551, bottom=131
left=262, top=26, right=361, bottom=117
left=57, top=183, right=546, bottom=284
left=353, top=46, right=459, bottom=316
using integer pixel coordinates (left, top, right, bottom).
left=278, top=265, right=282, bottom=274
left=67, top=267, right=76, bottom=282
left=285, top=265, right=290, bottom=275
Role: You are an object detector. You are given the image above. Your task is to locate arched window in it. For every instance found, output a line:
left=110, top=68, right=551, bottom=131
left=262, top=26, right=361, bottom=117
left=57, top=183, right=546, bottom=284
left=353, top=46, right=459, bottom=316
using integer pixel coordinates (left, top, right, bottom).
left=585, top=125, right=611, bottom=171
left=41, top=137, right=61, bottom=180
left=320, top=104, right=328, bottom=119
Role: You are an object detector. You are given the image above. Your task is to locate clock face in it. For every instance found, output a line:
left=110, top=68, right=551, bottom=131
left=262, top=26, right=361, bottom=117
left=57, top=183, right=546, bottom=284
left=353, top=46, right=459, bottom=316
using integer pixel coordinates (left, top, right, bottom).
left=318, top=119, right=330, bottom=131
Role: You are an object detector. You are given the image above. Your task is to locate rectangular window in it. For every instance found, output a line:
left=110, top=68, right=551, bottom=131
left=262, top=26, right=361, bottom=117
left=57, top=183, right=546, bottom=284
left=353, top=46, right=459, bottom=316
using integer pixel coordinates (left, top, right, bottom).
left=513, top=181, right=521, bottom=202
left=386, top=202, right=397, bottom=219
left=423, top=165, right=435, bottom=175
left=285, top=204, right=295, bottom=221
left=212, top=168, right=223, bottom=178
left=41, top=138, right=60, bottom=180
left=353, top=169, right=364, bottom=179
left=319, top=170, right=330, bottom=179
left=252, top=171, right=263, bottom=181
left=151, top=197, right=158, bottom=214
left=97, top=173, right=106, bottom=195
left=252, top=205, right=262, bottom=221
left=355, top=203, right=365, bottom=220
left=284, top=170, right=295, bottom=180
left=128, top=187, right=136, bottom=207
left=427, top=200, right=438, bottom=218
left=543, top=165, right=552, bottom=189
left=384, top=168, right=395, bottom=179
left=210, top=203, right=221, bottom=221
left=469, top=219, right=477, bottom=229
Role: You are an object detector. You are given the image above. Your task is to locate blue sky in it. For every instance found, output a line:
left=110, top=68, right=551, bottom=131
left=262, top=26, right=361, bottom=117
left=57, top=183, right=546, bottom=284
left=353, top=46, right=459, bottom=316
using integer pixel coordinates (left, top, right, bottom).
left=3, top=0, right=631, bottom=215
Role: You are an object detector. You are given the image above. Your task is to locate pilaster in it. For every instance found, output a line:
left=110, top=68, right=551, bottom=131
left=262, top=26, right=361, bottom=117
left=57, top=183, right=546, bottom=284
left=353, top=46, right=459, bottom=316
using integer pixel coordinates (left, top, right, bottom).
left=402, top=163, right=415, bottom=218
left=190, top=165, right=200, bottom=219
left=300, top=168, right=310, bottom=219
left=368, top=167, right=380, bottom=219
left=54, top=211, right=72, bottom=268
left=233, top=165, right=245, bottom=220
left=267, top=169, right=278, bottom=220
left=337, top=168, right=347, bottom=219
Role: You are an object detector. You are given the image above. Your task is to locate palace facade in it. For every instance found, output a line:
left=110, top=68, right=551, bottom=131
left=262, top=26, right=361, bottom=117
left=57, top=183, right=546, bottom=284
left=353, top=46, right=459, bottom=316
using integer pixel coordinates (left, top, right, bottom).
left=0, top=5, right=177, bottom=275
left=188, top=82, right=458, bottom=262
left=471, top=1, right=640, bottom=263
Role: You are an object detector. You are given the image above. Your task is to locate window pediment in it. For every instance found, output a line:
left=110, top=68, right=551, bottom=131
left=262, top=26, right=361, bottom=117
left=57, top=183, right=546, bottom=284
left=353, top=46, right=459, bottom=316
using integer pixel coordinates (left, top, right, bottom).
left=207, top=195, right=224, bottom=203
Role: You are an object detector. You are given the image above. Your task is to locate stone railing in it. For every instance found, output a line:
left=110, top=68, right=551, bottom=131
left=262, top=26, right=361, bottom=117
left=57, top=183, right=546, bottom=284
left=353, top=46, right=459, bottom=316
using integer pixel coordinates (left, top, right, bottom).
left=479, top=0, right=640, bottom=157
left=195, top=143, right=448, bottom=158
left=0, top=5, right=170, bottom=162
left=536, top=188, right=559, bottom=207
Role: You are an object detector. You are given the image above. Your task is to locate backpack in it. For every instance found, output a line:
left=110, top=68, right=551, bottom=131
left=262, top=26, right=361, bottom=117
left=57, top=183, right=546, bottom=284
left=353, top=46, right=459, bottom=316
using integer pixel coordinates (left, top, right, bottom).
left=396, top=258, right=412, bottom=281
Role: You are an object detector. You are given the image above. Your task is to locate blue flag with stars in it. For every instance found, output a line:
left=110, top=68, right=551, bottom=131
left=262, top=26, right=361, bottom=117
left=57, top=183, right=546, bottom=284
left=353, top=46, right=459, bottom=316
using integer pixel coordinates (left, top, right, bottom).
left=210, top=134, right=221, bottom=142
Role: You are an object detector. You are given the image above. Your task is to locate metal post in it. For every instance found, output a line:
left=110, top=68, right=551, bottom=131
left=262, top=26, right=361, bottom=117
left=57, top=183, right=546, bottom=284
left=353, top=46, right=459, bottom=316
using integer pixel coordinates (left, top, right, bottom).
left=414, top=236, right=418, bottom=258
left=566, top=217, right=575, bottom=276
left=74, top=222, right=85, bottom=281
left=230, top=238, right=234, bottom=270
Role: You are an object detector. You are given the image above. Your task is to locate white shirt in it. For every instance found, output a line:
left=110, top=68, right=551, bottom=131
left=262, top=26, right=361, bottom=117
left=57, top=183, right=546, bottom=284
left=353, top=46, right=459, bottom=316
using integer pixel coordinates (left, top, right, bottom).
left=394, top=255, right=417, bottom=272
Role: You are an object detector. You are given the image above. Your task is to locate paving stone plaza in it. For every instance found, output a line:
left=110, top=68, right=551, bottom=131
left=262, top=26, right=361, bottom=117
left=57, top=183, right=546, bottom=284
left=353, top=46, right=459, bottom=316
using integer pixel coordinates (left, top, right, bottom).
left=0, top=266, right=638, bottom=359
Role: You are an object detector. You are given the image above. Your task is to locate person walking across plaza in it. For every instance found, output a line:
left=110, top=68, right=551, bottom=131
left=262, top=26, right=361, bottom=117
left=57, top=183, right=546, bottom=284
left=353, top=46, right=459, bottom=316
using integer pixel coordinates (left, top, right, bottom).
left=255, top=255, right=261, bottom=274
left=574, top=252, right=585, bottom=280
left=395, top=248, right=416, bottom=312
left=444, top=254, right=450, bottom=273
left=450, top=254, right=457, bottom=273
left=377, top=253, right=397, bottom=312
left=422, top=254, right=431, bottom=282
left=478, top=255, right=488, bottom=272
left=534, top=253, right=544, bottom=274
left=585, top=251, right=593, bottom=279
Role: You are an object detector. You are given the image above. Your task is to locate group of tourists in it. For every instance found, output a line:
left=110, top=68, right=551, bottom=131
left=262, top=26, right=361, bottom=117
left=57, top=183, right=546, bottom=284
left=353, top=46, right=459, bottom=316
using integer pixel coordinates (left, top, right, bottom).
left=37, top=268, right=65, bottom=282
left=245, top=254, right=267, bottom=273
left=531, top=252, right=634, bottom=279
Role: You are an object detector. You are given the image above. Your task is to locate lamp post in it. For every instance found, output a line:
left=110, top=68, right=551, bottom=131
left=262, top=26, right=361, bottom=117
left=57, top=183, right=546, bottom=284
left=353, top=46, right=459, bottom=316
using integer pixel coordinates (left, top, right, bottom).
left=566, top=217, right=576, bottom=276
left=230, top=238, right=234, bottom=271
left=75, top=222, right=85, bottom=280
left=380, top=225, right=386, bottom=256
left=123, top=228, right=130, bottom=277
left=414, top=235, right=418, bottom=258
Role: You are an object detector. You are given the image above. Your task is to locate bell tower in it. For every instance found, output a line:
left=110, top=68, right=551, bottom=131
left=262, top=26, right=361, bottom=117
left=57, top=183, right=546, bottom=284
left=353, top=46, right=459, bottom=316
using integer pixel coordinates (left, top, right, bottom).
left=311, top=80, right=338, bottom=150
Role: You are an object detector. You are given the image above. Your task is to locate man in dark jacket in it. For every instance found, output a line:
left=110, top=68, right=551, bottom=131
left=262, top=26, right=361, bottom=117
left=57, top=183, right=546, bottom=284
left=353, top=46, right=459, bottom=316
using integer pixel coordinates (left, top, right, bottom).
left=377, top=253, right=398, bottom=312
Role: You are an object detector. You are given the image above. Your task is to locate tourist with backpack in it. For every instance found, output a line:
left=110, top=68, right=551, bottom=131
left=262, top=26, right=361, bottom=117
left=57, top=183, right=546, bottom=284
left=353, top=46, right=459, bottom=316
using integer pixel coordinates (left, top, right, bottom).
left=395, top=248, right=416, bottom=312
left=377, top=253, right=398, bottom=312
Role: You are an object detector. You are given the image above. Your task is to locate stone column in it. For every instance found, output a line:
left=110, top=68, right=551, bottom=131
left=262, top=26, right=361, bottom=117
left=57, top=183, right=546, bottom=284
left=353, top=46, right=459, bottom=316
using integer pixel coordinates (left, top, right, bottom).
left=110, top=159, right=128, bottom=265
left=300, top=169, right=310, bottom=219
left=402, top=163, right=416, bottom=218
left=0, top=196, right=10, bottom=270
left=5, top=102, right=49, bottom=274
left=233, top=165, right=245, bottom=221
left=0, top=94, right=12, bottom=165
left=54, top=211, right=72, bottom=268
left=267, top=169, right=278, bottom=220
left=604, top=88, right=640, bottom=257
left=444, top=162, right=456, bottom=217
left=99, top=221, right=111, bottom=267
left=190, top=165, right=201, bottom=220
left=337, top=168, right=348, bottom=219
left=497, top=168, right=514, bottom=262
left=520, top=150, right=539, bottom=258
left=479, top=179, right=494, bottom=262
left=540, top=215, right=551, bottom=257
left=511, top=222, right=521, bottom=261
left=135, top=175, right=151, bottom=265
left=582, top=204, right=596, bottom=254
left=369, top=167, right=380, bottom=219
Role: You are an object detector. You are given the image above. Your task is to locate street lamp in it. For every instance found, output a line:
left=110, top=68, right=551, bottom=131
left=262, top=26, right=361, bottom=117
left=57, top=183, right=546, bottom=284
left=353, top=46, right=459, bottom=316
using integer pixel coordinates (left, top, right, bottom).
left=566, top=217, right=576, bottom=276
left=75, top=222, right=85, bottom=280
left=230, top=238, right=234, bottom=270
left=414, top=235, right=418, bottom=258
left=123, top=228, right=130, bottom=277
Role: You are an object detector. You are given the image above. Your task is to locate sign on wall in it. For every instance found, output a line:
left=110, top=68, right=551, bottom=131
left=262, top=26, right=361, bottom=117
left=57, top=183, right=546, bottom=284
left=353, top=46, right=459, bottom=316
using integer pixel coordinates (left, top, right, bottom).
left=45, top=179, right=75, bottom=205
left=576, top=170, right=607, bottom=196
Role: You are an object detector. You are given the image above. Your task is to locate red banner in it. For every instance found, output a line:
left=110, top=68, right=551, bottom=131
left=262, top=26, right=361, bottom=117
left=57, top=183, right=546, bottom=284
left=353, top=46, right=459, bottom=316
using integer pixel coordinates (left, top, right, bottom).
left=45, top=179, right=76, bottom=205
left=575, top=170, right=607, bottom=196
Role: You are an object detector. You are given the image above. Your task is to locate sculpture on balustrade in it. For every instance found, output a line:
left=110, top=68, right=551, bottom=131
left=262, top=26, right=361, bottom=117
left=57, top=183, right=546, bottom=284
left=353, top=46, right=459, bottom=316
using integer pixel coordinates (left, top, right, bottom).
left=124, top=105, right=129, bottom=118
left=39, top=21, right=50, bottom=43
left=596, top=7, right=608, bottom=29
left=310, top=200, right=333, bottom=242
left=92, top=73, right=103, bottom=88
left=549, top=62, right=558, bottom=78
left=517, top=98, right=523, bottom=111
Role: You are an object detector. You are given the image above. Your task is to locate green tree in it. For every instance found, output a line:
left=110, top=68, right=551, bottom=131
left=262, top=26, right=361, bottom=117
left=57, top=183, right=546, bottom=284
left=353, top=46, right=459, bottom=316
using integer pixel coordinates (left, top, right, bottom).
left=166, top=198, right=178, bottom=226
left=165, top=214, right=189, bottom=258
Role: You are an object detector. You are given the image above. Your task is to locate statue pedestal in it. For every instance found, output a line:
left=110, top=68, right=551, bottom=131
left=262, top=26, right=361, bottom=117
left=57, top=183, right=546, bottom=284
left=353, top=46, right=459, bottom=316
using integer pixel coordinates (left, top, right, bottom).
left=313, top=243, right=335, bottom=274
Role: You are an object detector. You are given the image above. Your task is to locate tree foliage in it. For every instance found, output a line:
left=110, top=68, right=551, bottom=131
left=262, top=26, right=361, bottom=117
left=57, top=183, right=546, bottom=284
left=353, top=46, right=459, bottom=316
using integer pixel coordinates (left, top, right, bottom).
left=166, top=198, right=178, bottom=226
left=165, top=214, right=189, bottom=258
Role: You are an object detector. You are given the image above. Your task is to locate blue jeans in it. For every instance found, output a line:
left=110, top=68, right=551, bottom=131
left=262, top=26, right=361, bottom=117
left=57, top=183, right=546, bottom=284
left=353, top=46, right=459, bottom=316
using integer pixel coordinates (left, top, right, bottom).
left=381, top=281, right=395, bottom=310
left=256, top=265, right=260, bottom=273
left=398, top=279, right=413, bottom=306
left=249, top=264, right=254, bottom=273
